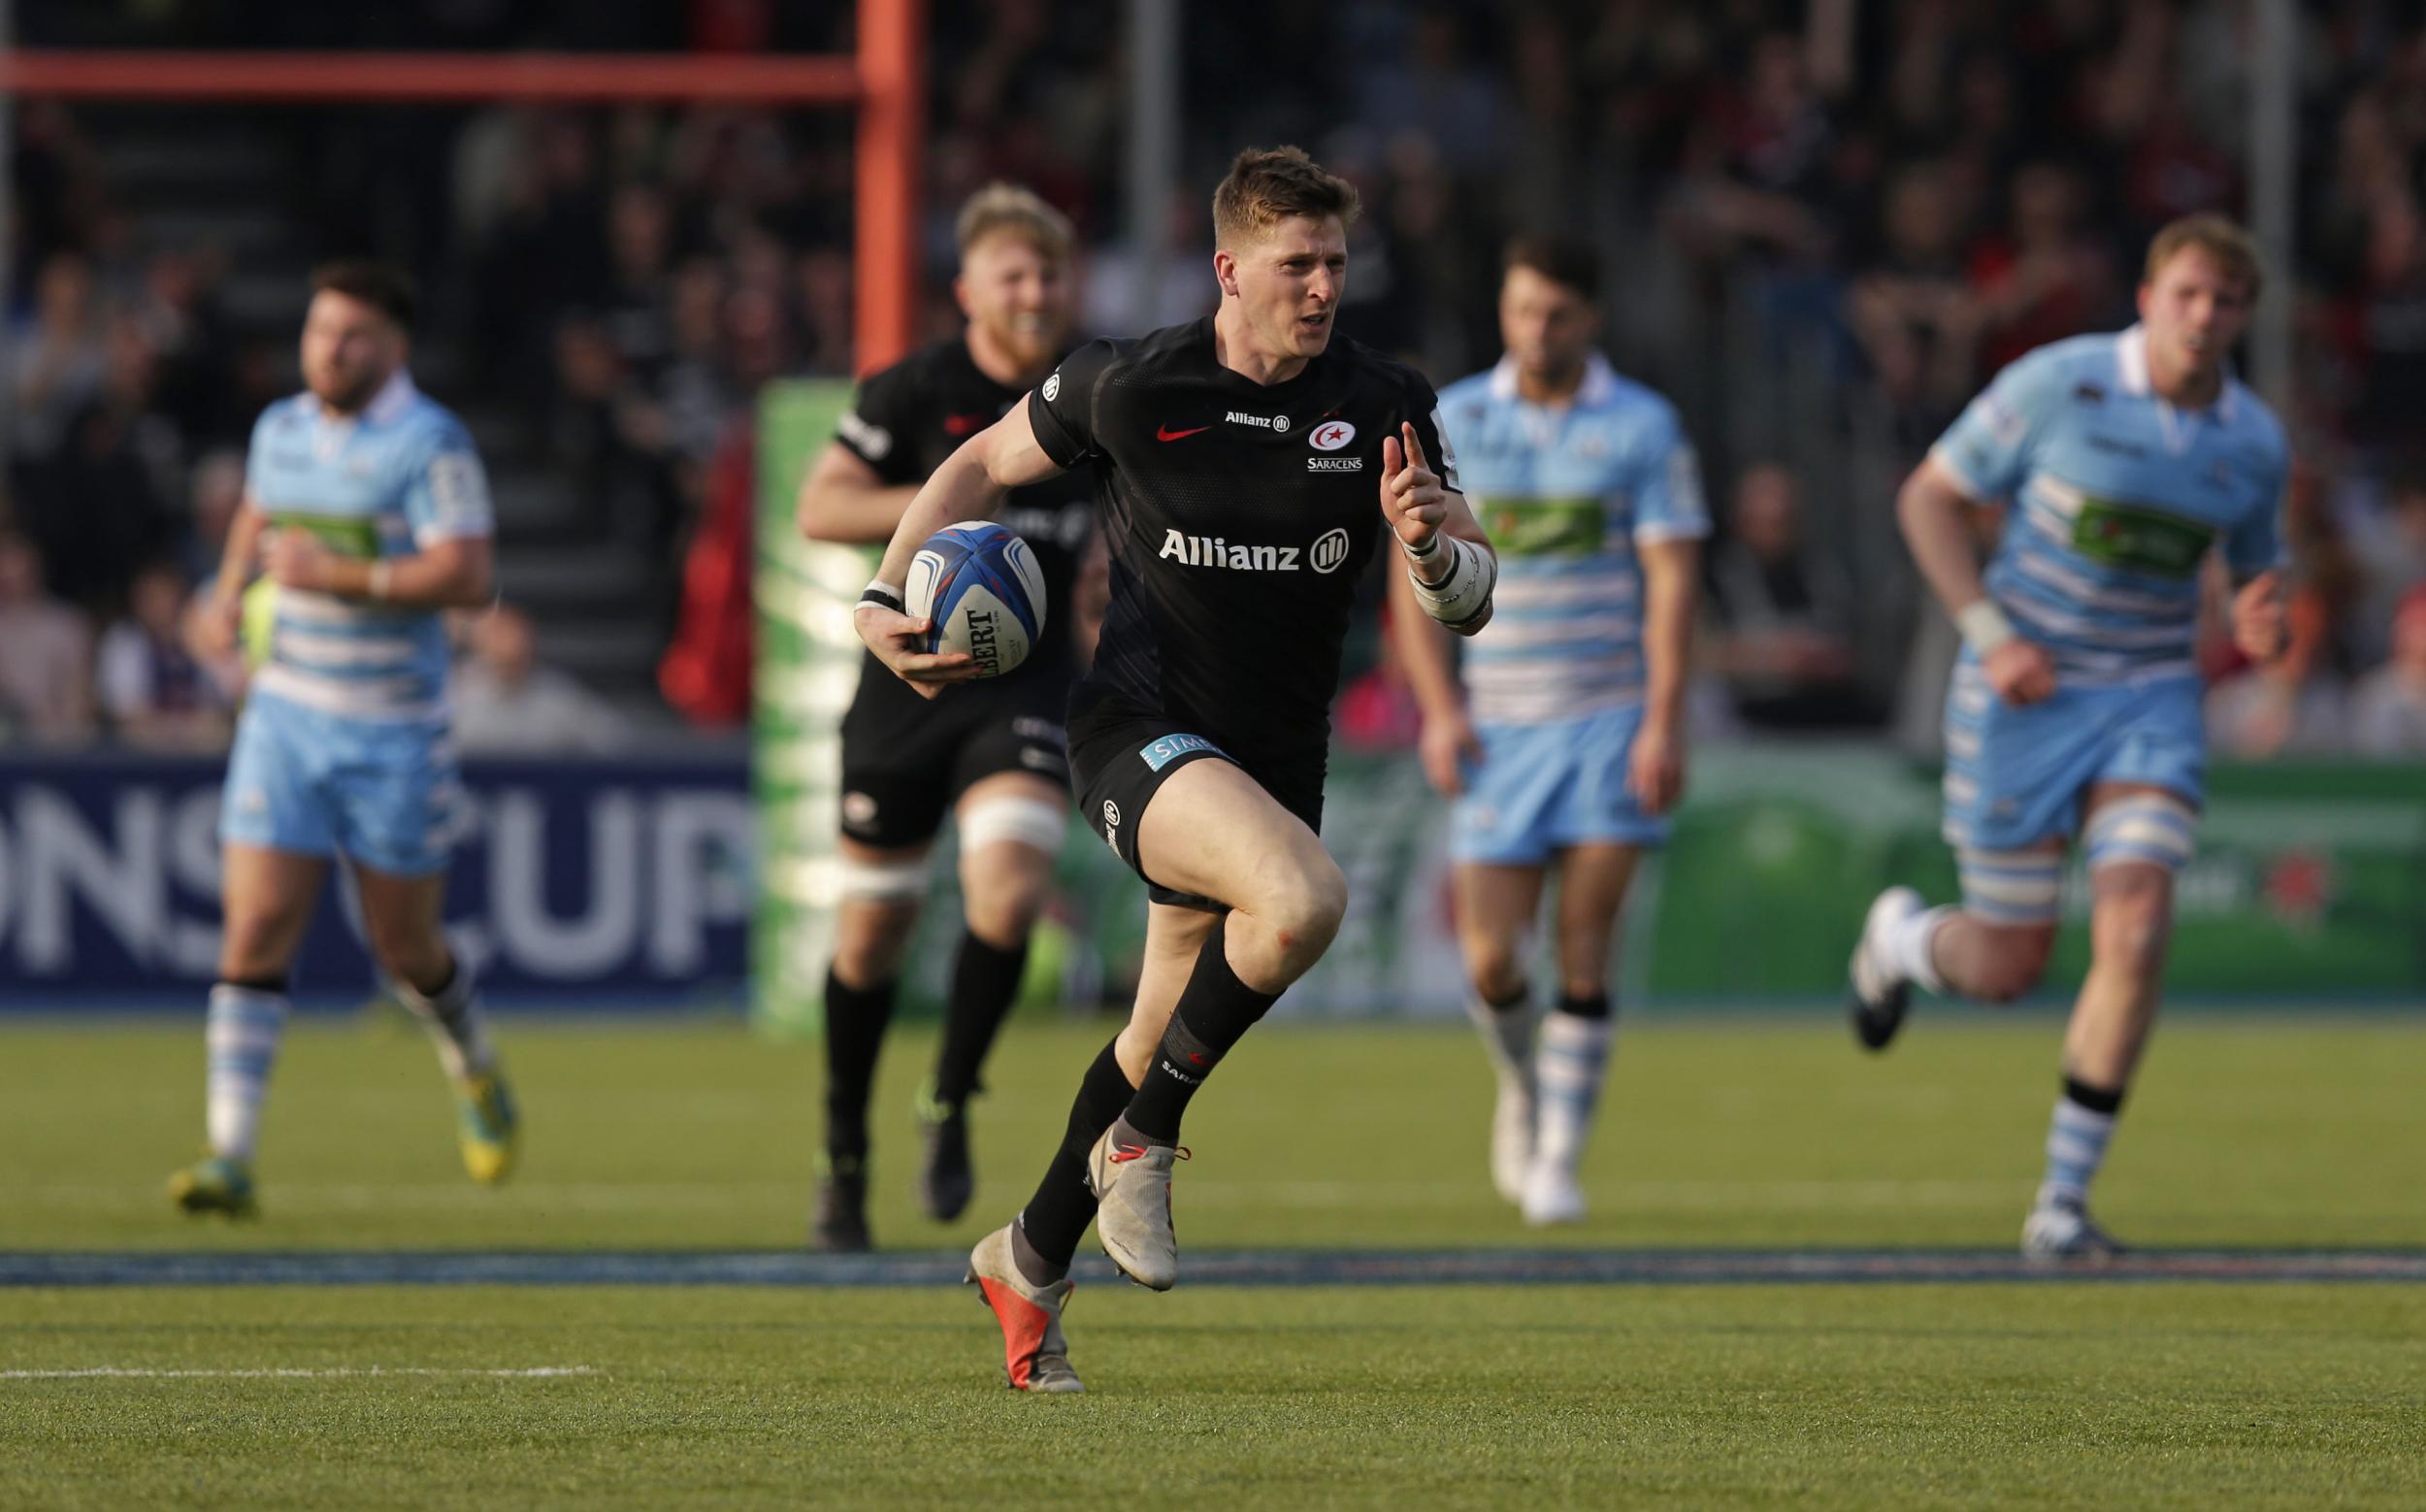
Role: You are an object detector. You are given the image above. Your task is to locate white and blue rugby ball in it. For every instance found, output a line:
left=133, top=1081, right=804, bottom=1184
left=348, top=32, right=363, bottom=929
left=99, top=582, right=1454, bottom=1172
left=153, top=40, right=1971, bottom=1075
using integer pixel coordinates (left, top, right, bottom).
left=905, top=520, right=1047, bottom=679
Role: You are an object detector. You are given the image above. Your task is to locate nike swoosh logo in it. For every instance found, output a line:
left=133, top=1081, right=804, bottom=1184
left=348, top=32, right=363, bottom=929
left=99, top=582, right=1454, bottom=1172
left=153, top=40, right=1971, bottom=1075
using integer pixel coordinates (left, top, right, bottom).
left=1156, top=424, right=1211, bottom=442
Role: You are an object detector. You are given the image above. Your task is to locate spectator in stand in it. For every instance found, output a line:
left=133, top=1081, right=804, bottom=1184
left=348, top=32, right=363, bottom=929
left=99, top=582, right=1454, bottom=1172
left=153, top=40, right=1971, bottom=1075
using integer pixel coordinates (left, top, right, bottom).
left=2345, top=473, right=2426, bottom=668
left=1847, top=159, right=1988, bottom=444
left=1707, top=463, right=1871, bottom=729
left=97, top=560, right=231, bottom=751
left=2351, top=587, right=2426, bottom=757
left=451, top=604, right=627, bottom=755
left=8, top=252, right=109, bottom=469
left=0, top=530, right=95, bottom=744
left=1969, top=163, right=2119, bottom=371
left=2209, top=587, right=2351, bottom=759
left=180, top=448, right=247, bottom=586
left=35, top=394, right=174, bottom=613
left=548, top=312, right=679, bottom=555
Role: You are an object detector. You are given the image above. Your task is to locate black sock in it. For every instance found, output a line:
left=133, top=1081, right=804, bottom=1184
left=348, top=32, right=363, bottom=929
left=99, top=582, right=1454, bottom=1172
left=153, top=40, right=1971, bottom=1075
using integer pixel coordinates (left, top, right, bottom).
left=931, top=932, right=1029, bottom=1109
left=1120, top=917, right=1280, bottom=1144
left=1015, top=1037, right=1136, bottom=1281
left=1555, top=990, right=1611, bottom=1021
left=2061, top=1074, right=2126, bottom=1116
left=821, top=970, right=899, bottom=1167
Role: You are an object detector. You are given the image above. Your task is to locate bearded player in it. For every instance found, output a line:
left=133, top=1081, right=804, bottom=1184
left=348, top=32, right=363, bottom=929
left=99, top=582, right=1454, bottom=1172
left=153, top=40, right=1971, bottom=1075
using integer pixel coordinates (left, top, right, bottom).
left=169, top=260, right=513, bottom=1217
left=1393, top=236, right=1705, bottom=1227
left=1846, top=215, right=2290, bottom=1260
left=796, top=185, right=1098, bottom=1250
left=856, top=147, right=1495, bottom=1392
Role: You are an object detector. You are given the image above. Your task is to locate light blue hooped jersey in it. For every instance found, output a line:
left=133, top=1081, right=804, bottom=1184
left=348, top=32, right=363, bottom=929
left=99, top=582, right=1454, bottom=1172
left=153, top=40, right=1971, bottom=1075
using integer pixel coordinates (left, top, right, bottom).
left=1436, top=353, right=1708, bottom=725
left=1931, top=325, right=2288, bottom=685
left=243, top=372, right=493, bottom=721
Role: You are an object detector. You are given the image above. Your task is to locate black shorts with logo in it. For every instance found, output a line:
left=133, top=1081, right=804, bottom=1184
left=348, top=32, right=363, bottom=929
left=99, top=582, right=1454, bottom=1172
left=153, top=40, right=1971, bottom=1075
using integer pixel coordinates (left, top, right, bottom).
left=1067, top=684, right=1325, bottom=912
left=838, top=684, right=1071, bottom=851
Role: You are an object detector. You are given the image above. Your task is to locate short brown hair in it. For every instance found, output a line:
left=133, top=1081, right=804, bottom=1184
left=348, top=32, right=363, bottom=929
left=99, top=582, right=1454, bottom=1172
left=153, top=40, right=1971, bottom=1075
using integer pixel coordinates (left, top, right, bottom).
left=1211, top=146, right=1360, bottom=249
left=1504, top=235, right=1600, bottom=302
left=955, top=182, right=1074, bottom=268
left=311, top=258, right=417, bottom=332
left=2144, top=214, right=2263, bottom=301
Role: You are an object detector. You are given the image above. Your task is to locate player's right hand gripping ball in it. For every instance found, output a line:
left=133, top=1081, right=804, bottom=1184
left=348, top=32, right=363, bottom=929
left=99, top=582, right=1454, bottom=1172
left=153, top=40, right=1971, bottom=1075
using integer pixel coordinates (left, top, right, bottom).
left=905, top=521, right=1048, bottom=679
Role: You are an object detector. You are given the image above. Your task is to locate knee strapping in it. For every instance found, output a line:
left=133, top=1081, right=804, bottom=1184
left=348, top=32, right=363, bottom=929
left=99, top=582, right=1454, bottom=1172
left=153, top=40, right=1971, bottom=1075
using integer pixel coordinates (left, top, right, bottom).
left=836, top=854, right=931, bottom=902
left=959, top=796, right=1067, bottom=860
left=1957, top=846, right=2065, bottom=927
left=2083, top=792, right=2198, bottom=873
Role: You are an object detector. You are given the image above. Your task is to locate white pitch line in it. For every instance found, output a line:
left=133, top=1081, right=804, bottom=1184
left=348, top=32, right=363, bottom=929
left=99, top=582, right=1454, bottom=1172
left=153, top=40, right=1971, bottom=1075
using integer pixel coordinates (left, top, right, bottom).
left=2, top=1366, right=599, bottom=1381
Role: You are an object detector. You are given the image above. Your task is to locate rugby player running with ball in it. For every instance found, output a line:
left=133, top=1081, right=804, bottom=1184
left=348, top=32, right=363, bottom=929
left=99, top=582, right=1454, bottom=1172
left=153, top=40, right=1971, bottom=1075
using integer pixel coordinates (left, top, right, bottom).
left=856, top=147, right=1496, bottom=1392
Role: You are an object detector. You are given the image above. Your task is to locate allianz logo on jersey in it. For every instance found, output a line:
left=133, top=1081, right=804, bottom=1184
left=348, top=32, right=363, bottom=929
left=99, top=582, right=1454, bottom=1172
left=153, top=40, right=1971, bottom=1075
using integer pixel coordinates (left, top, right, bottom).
left=1159, top=526, right=1352, bottom=574
left=1227, top=410, right=1290, bottom=432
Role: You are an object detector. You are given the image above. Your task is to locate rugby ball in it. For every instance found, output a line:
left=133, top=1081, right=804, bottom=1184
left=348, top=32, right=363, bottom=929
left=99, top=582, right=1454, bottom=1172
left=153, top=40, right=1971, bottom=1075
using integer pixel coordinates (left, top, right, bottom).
left=904, top=520, right=1047, bottom=679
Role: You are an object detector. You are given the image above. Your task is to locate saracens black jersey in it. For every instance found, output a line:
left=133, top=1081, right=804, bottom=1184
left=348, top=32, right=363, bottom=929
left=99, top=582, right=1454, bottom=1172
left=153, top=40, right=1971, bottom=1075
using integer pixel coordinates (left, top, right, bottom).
left=836, top=335, right=1095, bottom=725
left=1028, top=316, right=1458, bottom=771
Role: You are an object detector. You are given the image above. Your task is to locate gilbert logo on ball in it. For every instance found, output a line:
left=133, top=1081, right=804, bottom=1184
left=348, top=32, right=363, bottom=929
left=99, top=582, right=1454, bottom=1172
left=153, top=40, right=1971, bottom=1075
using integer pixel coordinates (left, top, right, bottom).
left=905, top=520, right=1048, bottom=679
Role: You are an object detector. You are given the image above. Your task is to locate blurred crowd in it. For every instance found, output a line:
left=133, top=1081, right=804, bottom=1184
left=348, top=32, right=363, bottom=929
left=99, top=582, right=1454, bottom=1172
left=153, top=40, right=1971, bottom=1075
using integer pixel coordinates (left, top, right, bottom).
left=6, top=0, right=2426, bottom=760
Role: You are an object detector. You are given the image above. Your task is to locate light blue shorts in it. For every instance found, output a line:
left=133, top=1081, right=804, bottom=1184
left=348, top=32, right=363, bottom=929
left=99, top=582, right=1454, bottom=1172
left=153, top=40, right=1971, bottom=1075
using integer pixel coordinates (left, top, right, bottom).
left=219, top=690, right=466, bottom=876
left=1451, top=703, right=1667, bottom=866
left=1942, top=658, right=2205, bottom=852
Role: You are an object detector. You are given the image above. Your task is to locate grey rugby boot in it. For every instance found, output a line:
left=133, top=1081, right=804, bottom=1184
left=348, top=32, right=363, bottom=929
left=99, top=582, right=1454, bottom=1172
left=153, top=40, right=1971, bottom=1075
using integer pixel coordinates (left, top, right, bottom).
left=2021, top=1192, right=2129, bottom=1263
left=965, top=1224, right=1083, bottom=1393
left=1086, top=1127, right=1188, bottom=1291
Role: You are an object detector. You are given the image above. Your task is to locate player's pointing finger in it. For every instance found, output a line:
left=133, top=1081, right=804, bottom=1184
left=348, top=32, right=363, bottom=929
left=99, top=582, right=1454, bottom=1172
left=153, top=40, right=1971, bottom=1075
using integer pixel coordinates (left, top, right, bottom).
left=1400, top=421, right=1427, bottom=474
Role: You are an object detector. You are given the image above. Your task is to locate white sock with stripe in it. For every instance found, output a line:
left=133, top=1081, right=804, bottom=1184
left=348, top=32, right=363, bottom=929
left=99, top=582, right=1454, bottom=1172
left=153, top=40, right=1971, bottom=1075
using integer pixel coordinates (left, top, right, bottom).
left=2038, top=1080, right=2123, bottom=1209
left=1463, top=984, right=1534, bottom=1082
left=1531, top=1009, right=1614, bottom=1173
left=394, top=960, right=496, bottom=1081
left=205, top=984, right=288, bottom=1161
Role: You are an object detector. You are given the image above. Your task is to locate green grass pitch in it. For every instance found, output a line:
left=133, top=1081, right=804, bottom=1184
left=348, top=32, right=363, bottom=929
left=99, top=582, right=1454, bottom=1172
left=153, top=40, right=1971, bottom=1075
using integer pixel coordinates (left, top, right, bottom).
left=4, top=1015, right=2423, bottom=1508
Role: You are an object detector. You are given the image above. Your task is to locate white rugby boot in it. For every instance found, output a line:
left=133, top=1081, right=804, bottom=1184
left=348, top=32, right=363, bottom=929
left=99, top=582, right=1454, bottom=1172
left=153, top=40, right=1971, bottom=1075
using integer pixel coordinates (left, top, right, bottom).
left=1086, top=1127, right=1187, bottom=1291
left=1850, top=886, right=1923, bottom=1051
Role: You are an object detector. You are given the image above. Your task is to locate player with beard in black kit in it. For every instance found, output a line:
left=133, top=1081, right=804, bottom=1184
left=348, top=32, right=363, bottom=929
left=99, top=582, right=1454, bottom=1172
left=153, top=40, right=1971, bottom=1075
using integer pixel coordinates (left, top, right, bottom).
left=797, top=185, right=1101, bottom=1252
left=854, top=148, right=1499, bottom=1392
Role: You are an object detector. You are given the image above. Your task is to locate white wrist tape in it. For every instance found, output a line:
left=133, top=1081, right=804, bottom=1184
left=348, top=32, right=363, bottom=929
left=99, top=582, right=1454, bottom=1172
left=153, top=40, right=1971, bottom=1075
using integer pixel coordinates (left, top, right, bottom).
left=368, top=560, right=395, bottom=601
left=1409, top=537, right=1495, bottom=629
left=859, top=578, right=905, bottom=613
left=1956, top=599, right=2017, bottom=655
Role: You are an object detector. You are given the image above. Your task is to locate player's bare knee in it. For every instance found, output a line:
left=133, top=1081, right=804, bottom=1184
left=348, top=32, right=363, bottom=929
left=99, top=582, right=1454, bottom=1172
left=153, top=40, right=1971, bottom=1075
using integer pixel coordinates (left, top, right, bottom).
left=2091, top=887, right=2172, bottom=980
left=217, top=922, right=295, bottom=983
left=960, top=866, right=1050, bottom=950
left=1258, top=858, right=1346, bottom=968
left=830, top=897, right=919, bottom=987
left=830, top=932, right=909, bottom=990
left=1465, top=939, right=1525, bottom=1005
